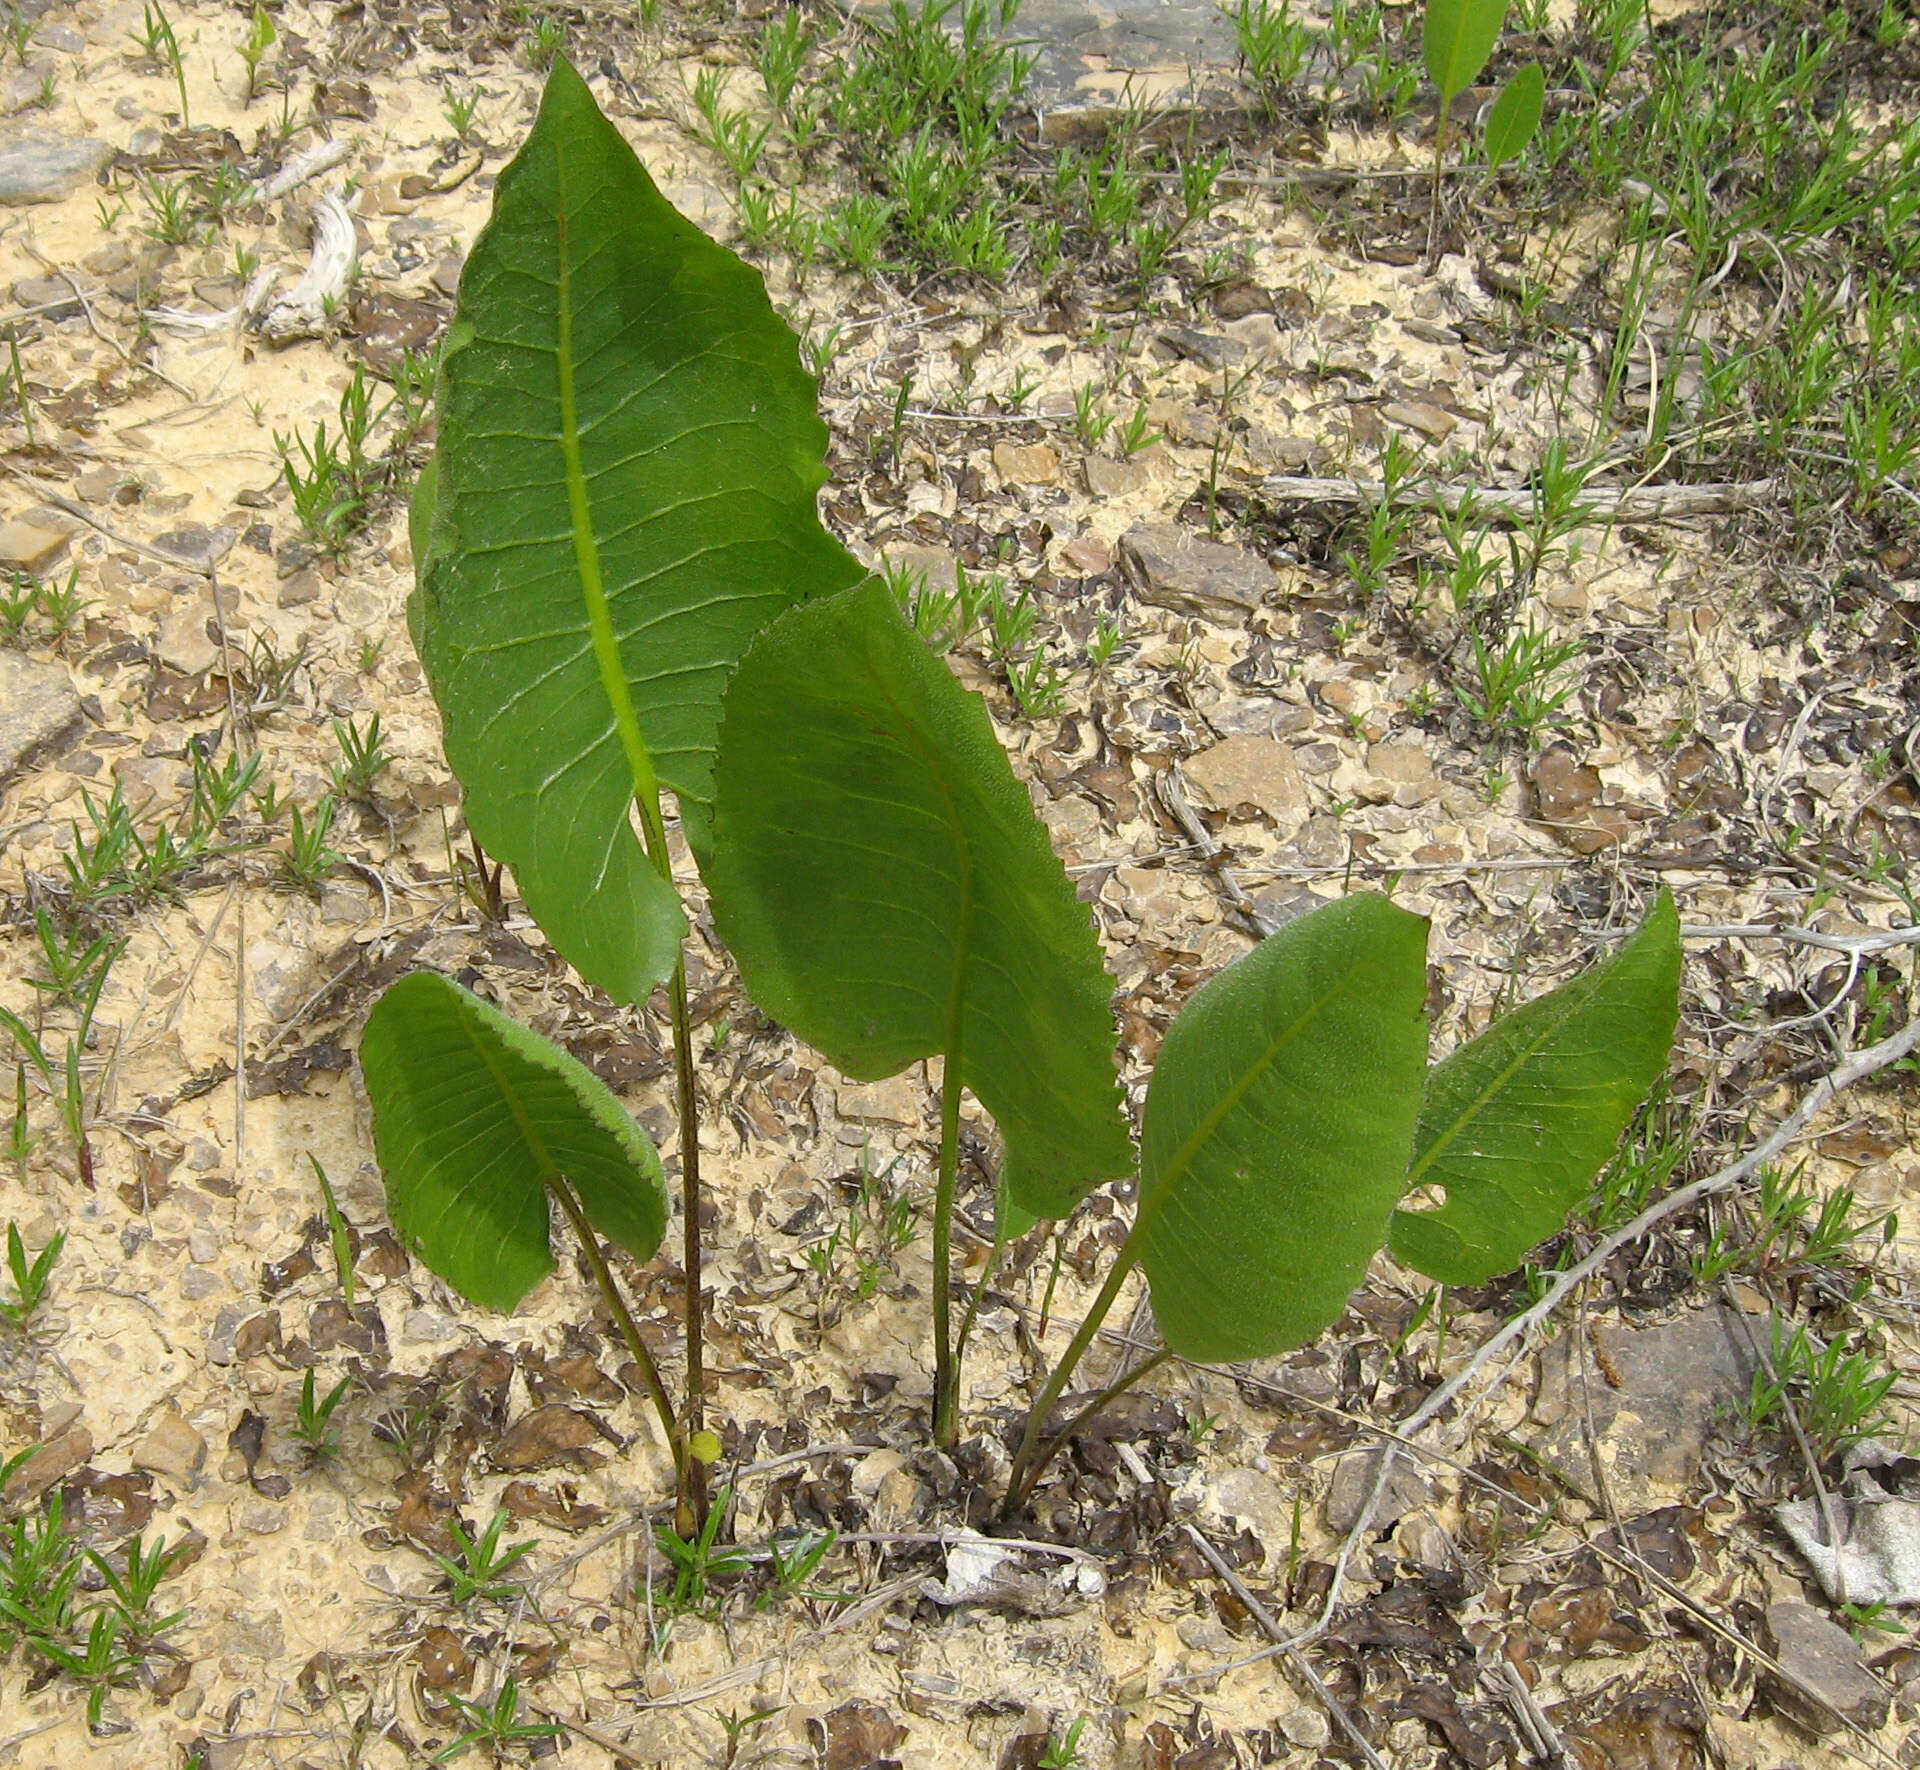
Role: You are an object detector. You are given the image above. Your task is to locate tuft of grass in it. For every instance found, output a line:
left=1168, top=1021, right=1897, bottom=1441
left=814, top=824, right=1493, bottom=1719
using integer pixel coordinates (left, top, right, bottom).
left=430, top=1509, right=534, bottom=1607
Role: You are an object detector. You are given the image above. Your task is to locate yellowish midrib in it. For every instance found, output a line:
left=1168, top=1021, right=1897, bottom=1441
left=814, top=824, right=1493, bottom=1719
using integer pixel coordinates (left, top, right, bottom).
left=554, top=147, right=661, bottom=819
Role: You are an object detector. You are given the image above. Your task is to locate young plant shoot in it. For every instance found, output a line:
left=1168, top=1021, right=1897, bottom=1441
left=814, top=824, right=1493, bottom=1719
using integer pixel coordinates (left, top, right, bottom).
left=365, top=60, right=1684, bottom=1526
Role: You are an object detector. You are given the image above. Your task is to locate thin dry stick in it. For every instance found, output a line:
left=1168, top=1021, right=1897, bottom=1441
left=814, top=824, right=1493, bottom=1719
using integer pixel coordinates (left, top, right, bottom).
left=522, top=1696, right=651, bottom=1768
left=1179, top=1524, right=1390, bottom=1770
left=1258, top=473, right=1777, bottom=522
left=1160, top=767, right=1277, bottom=938
left=0, top=459, right=218, bottom=574
left=1309, top=1015, right=1920, bottom=1649
left=1498, top=1659, right=1566, bottom=1766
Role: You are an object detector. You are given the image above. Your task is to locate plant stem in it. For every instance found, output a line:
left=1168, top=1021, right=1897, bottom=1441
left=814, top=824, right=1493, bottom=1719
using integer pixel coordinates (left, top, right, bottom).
left=546, top=1174, right=684, bottom=1484
left=665, top=951, right=708, bottom=1525
left=629, top=787, right=714, bottom=1520
left=931, top=1059, right=964, bottom=1447
left=1002, top=1227, right=1143, bottom=1511
left=1008, top=1346, right=1172, bottom=1512
left=1427, top=108, right=1449, bottom=272
left=630, top=790, right=708, bottom=1528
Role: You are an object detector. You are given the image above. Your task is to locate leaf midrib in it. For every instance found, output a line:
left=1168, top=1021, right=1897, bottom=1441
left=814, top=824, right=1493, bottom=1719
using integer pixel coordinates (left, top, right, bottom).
left=1138, top=955, right=1378, bottom=1243
left=553, top=129, right=663, bottom=825
left=1404, top=980, right=1595, bottom=1188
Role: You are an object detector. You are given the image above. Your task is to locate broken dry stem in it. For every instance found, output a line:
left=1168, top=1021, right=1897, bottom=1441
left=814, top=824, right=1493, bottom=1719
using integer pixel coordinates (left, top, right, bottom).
left=949, top=1184, right=1012, bottom=1381
left=545, top=1171, right=685, bottom=1490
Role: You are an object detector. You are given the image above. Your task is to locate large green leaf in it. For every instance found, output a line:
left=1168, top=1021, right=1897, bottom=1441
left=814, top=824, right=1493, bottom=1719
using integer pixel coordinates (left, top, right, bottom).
left=1423, top=0, right=1509, bottom=103
left=360, top=970, right=668, bottom=1312
left=1390, top=891, right=1680, bottom=1285
left=1137, top=895, right=1430, bottom=1364
left=411, top=58, right=865, bottom=1004
left=705, top=579, right=1131, bottom=1220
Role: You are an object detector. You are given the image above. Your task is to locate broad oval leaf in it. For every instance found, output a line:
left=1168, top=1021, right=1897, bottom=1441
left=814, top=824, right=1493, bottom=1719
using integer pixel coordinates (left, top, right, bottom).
left=1484, top=61, right=1544, bottom=166
left=706, top=578, right=1132, bottom=1221
left=1390, top=890, right=1680, bottom=1286
left=360, top=970, right=668, bottom=1312
left=1137, top=895, right=1430, bottom=1364
left=412, top=58, right=865, bottom=1004
left=1423, top=0, right=1509, bottom=102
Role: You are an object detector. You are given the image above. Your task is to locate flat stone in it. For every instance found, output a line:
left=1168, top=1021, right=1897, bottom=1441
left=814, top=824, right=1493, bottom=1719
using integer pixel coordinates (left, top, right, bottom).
left=1122, top=521, right=1273, bottom=616
left=1184, top=735, right=1307, bottom=827
left=1535, top=1304, right=1759, bottom=1508
left=155, top=603, right=219, bottom=677
left=73, top=465, right=134, bottom=503
left=992, top=440, right=1060, bottom=485
left=0, top=514, right=68, bottom=571
left=11, top=273, right=86, bottom=316
left=131, top=1412, right=207, bottom=1488
left=0, top=651, right=79, bottom=780
left=1286, top=815, right=1348, bottom=870
left=238, top=1497, right=288, bottom=1534
left=1222, top=313, right=1283, bottom=358
left=1531, top=744, right=1630, bottom=855
left=1325, top=1447, right=1429, bottom=1534
left=834, top=1072, right=923, bottom=1127
left=152, top=523, right=237, bottom=572
left=278, top=568, right=324, bottom=609
left=1059, top=535, right=1111, bottom=574
left=0, top=128, right=113, bottom=204
left=1765, top=1601, right=1890, bottom=1733
left=212, top=1608, right=285, bottom=1660
left=1084, top=455, right=1151, bottom=498
left=1367, top=741, right=1435, bottom=786
left=0, top=68, right=44, bottom=117
left=80, top=241, right=129, bottom=276
left=1382, top=399, right=1457, bottom=442
left=4, top=1422, right=91, bottom=1503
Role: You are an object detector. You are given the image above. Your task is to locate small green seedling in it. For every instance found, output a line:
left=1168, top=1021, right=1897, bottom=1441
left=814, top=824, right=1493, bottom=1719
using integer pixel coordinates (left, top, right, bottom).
left=653, top=1488, right=752, bottom=1615
left=32, top=1607, right=139, bottom=1731
left=715, top=1705, right=785, bottom=1768
left=309, top=1154, right=355, bottom=1308
left=443, top=86, right=480, bottom=141
left=0, top=1223, right=63, bottom=1331
left=1039, top=1717, right=1089, bottom=1769
left=282, top=794, right=341, bottom=893
left=86, top=1533, right=190, bottom=1643
left=433, top=1676, right=561, bottom=1763
left=131, top=0, right=189, bottom=126
left=431, top=1509, right=534, bottom=1606
left=289, top=1368, right=352, bottom=1463
left=238, top=1, right=274, bottom=104
left=332, top=713, right=391, bottom=804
